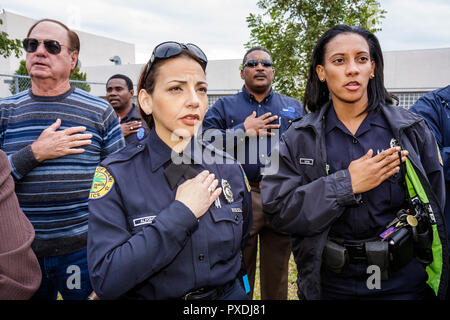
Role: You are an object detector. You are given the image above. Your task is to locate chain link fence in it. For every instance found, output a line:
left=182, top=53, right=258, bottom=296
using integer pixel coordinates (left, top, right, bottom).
left=0, top=74, right=107, bottom=98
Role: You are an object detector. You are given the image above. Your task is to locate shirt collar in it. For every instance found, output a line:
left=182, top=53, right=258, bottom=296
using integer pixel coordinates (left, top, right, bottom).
left=324, top=104, right=389, bottom=136
left=241, top=85, right=274, bottom=104
left=121, top=104, right=140, bottom=123
left=147, top=129, right=206, bottom=172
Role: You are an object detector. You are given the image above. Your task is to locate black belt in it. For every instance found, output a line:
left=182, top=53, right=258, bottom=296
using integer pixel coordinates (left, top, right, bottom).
left=181, top=279, right=235, bottom=300
left=343, top=242, right=367, bottom=264
left=329, top=237, right=379, bottom=265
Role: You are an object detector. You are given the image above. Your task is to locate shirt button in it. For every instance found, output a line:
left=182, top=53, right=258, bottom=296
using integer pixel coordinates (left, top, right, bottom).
left=234, top=214, right=239, bottom=221
left=137, top=144, right=143, bottom=149
left=258, top=104, right=261, bottom=108
left=198, top=254, right=205, bottom=261
left=352, top=139, right=358, bottom=144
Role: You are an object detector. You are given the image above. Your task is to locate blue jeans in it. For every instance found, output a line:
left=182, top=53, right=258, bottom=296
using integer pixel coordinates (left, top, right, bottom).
left=31, top=248, right=92, bottom=300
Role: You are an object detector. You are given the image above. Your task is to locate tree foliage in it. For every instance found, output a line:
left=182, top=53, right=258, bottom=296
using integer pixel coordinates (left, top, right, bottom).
left=0, top=16, right=22, bottom=59
left=69, top=67, right=91, bottom=92
left=10, top=60, right=91, bottom=94
left=9, top=60, right=30, bottom=94
left=246, top=0, right=386, bottom=100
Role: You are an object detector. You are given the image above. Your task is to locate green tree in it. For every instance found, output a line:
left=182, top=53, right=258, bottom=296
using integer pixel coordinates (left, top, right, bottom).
left=9, top=60, right=91, bottom=94
left=0, top=16, right=22, bottom=58
left=70, top=67, right=91, bottom=92
left=9, top=60, right=30, bottom=94
left=246, top=0, right=386, bottom=100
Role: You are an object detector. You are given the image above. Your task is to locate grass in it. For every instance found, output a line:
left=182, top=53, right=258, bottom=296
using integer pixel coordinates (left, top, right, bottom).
left=252, top=252, right=299, bottom=300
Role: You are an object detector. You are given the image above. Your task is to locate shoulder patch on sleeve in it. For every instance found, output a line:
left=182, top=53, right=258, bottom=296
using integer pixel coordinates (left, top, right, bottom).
left=89, top=166, right=115, bottom=200
left=239, top=164, right=251, bottom=192
left=437, top=144, right=443, bottom=166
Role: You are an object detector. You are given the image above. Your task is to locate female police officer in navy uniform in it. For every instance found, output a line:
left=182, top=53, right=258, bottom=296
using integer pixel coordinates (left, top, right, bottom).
left=261, top=25, right=448, bottom=299
left=87, top=42, right=251, bottom=300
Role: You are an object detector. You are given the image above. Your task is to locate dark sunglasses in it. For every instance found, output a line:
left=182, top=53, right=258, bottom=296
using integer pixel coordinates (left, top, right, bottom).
left=244, top=59, right=273, bottom=68
left=142, top=41, right=208, bottom=85
left=22, top=38, right=69, bottom=55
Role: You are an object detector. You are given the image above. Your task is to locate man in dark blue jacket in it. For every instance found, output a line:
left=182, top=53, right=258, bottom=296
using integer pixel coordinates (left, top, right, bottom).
left=410, top=85, right=450, bottom=299
left=202, top=46, right=304, bottom=299
left=410, top=86, right=450, bottom=243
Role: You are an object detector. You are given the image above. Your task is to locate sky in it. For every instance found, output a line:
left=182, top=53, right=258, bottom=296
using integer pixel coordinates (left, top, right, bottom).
left=1, top=0, right=449, bottom=64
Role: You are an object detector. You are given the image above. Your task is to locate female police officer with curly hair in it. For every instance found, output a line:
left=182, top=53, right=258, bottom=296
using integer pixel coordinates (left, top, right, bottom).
left=262, top=25, right=448, bottom=300
left=87, top=42, right=251, bottom=300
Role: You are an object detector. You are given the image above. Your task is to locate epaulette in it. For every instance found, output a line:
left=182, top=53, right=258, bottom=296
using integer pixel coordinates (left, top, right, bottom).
left=101, top=135, right=148, bottom=167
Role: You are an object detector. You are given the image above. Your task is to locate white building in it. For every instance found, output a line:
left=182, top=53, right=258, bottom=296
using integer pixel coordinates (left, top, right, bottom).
left=1, top=10, right=449, bottom=109
left=0, top=10, right=135, bottom=97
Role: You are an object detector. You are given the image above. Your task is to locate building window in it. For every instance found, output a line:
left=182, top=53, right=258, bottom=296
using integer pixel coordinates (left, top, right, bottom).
left=391, top=92, right=427, bottom=109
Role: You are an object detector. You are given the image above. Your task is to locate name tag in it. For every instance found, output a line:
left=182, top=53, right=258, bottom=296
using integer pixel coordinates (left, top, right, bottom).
left=231, top=207, right=243, bottom=213
left=133, top=215, right=156, bottom=227
left=299, top=158, right=314, bottom=166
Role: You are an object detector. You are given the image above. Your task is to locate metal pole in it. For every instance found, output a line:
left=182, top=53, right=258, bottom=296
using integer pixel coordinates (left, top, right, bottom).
left=14, top=76, right=19, bottom=94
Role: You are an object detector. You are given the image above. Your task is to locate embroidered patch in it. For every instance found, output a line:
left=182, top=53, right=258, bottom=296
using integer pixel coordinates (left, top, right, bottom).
left=299, top=158, right=314, bottom=166
left=239, top=164, right=251, bottom=192
left=437, top=144, right=443, bottom=166
left=133, top=215, right=156, bottom=227
left=89, top=166, right=115, bottom=200
left=137, top=127, right=145, bottom=140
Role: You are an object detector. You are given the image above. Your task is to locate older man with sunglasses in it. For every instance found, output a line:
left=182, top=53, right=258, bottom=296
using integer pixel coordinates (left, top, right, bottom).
left=0, top=19, right=125, bottom=300
left=203, top=46, right=304, bottom=300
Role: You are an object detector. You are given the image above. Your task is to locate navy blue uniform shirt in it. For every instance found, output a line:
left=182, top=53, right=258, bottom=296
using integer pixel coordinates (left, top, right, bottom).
left=87, top=129, right=252, bottom=299
left=325, top=106, right=406, bottom=240
left=120, top=103, right=148, bottom=144
left=203, top=86, right=304, bottom=182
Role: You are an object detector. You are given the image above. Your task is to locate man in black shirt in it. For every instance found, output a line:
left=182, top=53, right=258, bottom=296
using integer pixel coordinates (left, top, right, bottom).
left=106, top=74, right=148, bottom=143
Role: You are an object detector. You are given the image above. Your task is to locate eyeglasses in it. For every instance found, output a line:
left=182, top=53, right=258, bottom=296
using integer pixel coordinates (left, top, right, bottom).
left=244, top=59, right=273, bottom=68
left=22, top=38, right=69, bottom=55
left=142, top=41, right=208, bottom=85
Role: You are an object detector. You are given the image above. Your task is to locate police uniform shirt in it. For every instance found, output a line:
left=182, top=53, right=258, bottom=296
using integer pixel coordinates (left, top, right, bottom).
left=203, top=86, right=304, bottom=182
left=324, top=106, right=406, bottom=240
left=87, top=128, right=252, bottom=299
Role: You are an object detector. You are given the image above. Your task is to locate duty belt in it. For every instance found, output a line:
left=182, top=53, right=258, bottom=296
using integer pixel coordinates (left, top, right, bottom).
left=323, top=237, right=391, bottom=280
left=181, top=279, right=235, bottom=300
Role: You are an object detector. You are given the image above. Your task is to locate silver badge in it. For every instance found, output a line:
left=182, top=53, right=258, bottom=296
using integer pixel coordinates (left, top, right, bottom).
left=390, top=138, right=400, bottom=148
left=222, top=179, right=234, bottom=204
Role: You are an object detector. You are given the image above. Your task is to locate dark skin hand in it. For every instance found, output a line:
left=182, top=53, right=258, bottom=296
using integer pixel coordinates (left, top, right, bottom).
left=348, top=146, right=409, bottom=194
left=119, top=120, right=142, bottom=137
left=243, top=111, right=280, bottom=136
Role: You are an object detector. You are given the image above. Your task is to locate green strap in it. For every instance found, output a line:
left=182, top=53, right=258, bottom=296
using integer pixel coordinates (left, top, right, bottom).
left=404, top=158, right=442, bottom=296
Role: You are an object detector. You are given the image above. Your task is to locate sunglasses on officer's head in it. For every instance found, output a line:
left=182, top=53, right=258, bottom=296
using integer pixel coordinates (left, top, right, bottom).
left=244, top=59, right=273, bottom=68
left=22, top=38, right=69, bottom=55
left=142, top=41, right=208, bottom=85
